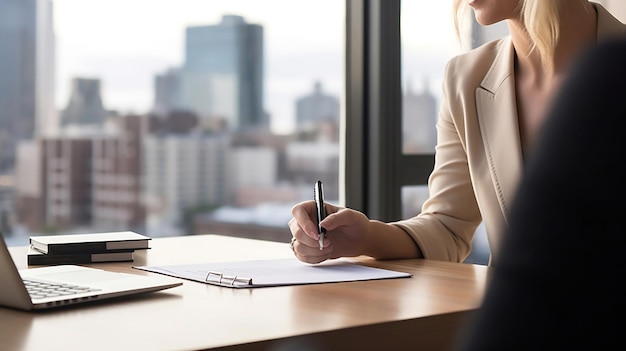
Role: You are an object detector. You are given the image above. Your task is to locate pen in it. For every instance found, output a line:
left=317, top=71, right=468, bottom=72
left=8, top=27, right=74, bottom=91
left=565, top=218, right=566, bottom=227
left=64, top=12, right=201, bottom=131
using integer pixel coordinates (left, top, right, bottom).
left=314, top=180, right=327, bottom=250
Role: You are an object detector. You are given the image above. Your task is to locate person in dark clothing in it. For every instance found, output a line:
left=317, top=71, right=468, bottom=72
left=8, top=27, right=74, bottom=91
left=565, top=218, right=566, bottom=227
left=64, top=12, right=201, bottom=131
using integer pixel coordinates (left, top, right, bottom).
left=455, top=37, right=626, bottom=350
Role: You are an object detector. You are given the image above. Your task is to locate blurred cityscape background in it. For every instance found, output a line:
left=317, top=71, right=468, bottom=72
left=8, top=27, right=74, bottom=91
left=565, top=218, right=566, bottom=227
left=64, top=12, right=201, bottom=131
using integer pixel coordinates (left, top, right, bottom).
left=0, top=0, right=504, bottom=263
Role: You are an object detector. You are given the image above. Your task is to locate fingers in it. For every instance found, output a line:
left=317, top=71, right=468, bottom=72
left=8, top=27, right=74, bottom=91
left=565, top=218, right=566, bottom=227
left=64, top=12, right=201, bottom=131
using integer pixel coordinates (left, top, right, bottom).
left=317, top=207, right=357, bottom=231
left=290, top=200, right=320, bottom=240
left=289, top=200, right=353, bottom=264
left=288, top=234, right=332, bottom=264
left=289, top=201, right=333, bottom=264
left=291, top=239, right=332, bottom=264
left=288, top=216, right=321, bottom=249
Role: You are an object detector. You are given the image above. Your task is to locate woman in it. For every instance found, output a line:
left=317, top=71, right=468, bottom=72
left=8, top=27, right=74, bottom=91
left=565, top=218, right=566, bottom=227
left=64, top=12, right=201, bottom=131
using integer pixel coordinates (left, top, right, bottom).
left=288, top=0, right=626, bottom=266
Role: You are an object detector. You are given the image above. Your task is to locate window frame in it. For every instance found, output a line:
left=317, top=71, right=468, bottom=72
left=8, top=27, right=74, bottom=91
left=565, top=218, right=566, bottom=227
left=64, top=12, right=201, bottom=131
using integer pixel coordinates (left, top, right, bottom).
left=345, top=0, right=434, bottom=222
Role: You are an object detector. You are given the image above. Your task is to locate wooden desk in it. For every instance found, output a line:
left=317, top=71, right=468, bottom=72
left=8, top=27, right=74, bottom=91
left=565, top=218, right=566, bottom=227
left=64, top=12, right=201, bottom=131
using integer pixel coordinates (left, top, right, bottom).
left=1, top=234, right=489, bottom=351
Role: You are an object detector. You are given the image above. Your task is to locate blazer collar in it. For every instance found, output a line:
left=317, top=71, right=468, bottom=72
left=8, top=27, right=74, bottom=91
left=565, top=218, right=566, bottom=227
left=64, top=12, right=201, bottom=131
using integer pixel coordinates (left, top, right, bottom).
left=595, top=3, right=626, bottom=39
left=476, top=37, right=522, bottom=221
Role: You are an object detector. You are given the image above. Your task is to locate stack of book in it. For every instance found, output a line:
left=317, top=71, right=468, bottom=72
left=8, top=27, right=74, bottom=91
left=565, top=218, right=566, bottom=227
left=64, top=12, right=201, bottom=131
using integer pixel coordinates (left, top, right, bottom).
left=27, top=231, right=151, bottom=265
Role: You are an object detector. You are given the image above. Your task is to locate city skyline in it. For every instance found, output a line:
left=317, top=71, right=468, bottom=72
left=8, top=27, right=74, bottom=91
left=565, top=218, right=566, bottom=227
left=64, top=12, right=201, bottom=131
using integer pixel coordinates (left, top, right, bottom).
left=53, top=0, right=346, bottom=134
left=53, top=0, right=461, bottom=134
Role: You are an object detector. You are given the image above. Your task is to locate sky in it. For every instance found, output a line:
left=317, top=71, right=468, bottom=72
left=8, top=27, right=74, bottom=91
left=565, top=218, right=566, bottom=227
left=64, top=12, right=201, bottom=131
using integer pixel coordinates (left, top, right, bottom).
left=53, top=0, right=462, bottom=134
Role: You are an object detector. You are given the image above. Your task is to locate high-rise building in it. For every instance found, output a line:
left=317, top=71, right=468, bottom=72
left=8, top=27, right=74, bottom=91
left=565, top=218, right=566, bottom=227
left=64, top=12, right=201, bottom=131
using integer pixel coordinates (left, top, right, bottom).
left=296, top=82, right=339, bottom=127
left=295, top=81, right=340, bottom=129
left=143, top=133, right=233, bottom=220
left=179, top=15, right=266, bottom=131
left=24, top=137, right=93, bottom=231
left=91, top=115, right=146, bottom=232
left=0, top=176, right=15, bottom=233
left=14, top=115, right=146, bottom=233
left=153, top=68, right=181, bottom=115
left=60, top=78, right=108, bottom=127
left=0, top=0, right=55, bottom=170
left=402, top=78, right=438, bottom=154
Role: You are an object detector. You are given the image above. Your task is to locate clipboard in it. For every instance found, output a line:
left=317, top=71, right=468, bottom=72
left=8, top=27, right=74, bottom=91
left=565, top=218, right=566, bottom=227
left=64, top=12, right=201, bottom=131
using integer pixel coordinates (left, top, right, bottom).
left=134, top=258, right=412, bottom=288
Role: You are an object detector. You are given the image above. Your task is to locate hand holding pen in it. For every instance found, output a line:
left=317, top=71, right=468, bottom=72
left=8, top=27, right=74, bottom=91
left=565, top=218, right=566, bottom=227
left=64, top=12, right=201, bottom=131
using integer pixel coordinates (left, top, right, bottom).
left=314, top=180, right=327, bottom=250
left=289, top=181, right=374, bottom=264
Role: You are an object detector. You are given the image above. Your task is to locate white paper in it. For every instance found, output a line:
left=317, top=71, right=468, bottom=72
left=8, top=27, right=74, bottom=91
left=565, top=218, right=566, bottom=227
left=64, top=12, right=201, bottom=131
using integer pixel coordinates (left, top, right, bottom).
left=134, top=258, right=411, bottom=288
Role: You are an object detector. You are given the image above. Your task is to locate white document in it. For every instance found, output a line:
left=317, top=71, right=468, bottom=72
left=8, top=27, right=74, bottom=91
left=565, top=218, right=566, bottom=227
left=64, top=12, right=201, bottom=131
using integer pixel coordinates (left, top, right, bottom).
left=134, top=258, right=411, bottom=288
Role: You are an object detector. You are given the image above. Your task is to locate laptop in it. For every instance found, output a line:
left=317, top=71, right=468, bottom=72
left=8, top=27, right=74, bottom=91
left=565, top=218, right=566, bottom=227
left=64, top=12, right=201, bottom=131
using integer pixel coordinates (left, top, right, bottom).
left=0, top=233, right=182, bottom=311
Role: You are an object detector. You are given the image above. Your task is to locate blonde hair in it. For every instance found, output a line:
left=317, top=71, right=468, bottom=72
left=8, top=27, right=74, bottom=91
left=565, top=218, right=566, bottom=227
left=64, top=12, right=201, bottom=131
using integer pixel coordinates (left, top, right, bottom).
left=453, top=0, right=562, bottom=69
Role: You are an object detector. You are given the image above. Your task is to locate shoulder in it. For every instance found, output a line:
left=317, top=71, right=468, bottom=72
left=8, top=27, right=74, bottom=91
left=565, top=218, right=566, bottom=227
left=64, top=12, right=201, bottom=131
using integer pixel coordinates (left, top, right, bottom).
left=446, top=38, right=508, bottom=70
left=443, top=37, right=512, bottom=94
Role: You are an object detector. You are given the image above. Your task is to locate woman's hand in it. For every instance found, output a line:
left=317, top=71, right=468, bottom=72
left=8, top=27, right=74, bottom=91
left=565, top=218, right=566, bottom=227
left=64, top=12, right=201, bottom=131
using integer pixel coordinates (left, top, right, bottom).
left=288, top=200, right=371, bottom=264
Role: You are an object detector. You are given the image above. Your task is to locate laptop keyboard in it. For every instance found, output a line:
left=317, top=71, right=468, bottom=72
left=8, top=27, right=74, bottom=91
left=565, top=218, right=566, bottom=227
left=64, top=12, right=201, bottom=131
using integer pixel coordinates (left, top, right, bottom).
left=23, top=279, right=101, bottom=300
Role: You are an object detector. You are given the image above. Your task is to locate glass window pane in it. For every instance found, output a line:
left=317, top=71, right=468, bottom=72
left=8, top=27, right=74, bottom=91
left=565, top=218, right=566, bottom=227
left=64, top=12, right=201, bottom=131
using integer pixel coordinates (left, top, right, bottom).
left=0, top=0, right=343, bottom=245
left=400, top=1, right=461, bottom=155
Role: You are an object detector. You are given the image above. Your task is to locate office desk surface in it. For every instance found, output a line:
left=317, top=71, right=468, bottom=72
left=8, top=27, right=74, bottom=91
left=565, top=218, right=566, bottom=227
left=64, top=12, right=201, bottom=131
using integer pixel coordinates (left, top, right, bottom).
left=1, top=234, right=489, bottom=351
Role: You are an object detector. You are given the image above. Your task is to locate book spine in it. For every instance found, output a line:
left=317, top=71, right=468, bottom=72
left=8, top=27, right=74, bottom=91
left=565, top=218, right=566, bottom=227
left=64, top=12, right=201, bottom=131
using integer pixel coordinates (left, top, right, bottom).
left=44, top=242, right=109, bottom=255
left=28, top=253, right=93, bottom=265
left=106, top=240, right=150, bottom=250
left=28, top=252, right=134, bottom=265
left=36, top=241, right=150, bottom=254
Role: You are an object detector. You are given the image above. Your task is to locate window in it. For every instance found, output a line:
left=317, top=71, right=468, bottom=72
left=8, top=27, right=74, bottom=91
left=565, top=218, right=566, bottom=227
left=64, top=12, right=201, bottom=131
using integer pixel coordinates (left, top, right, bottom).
left=400, top=0, right=462, bottom=230
left=0, top=0, right=343, bottom=245
left=346, top=0, right=491, bottom=264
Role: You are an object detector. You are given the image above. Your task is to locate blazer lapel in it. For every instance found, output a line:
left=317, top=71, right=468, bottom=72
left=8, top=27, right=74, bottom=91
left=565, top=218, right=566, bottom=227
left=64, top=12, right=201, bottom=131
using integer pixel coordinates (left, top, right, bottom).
left=475, top=38, right=523, bottom=221
left=473, top=4, right=625, bottom=224
left=595, top=3, right=626, bottom=39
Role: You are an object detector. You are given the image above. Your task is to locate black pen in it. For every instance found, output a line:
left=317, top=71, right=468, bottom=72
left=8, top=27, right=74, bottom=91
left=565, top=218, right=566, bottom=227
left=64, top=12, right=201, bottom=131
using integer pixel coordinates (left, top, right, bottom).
left=314, top=180, right=327, bottom=250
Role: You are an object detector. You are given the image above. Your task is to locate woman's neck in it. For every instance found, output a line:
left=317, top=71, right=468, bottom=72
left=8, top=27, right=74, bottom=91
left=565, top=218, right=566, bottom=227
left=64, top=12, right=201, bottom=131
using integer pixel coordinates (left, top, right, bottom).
left=507, top=1, right=597, bottom=82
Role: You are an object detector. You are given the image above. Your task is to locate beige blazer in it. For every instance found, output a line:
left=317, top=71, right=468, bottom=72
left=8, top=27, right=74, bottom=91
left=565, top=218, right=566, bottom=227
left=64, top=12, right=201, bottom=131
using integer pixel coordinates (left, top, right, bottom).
left=393, top=4, right=626, bottom=265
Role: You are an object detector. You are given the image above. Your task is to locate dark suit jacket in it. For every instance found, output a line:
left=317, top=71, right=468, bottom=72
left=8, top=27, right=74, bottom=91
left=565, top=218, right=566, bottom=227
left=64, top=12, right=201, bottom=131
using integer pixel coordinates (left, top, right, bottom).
left=454, top=38, right=626, bottom=350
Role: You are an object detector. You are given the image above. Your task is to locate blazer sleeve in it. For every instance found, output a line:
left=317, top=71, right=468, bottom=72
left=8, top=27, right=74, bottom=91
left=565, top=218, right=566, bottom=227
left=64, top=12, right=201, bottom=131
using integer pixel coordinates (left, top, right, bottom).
left=391, top=57, right=483, bottom=263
